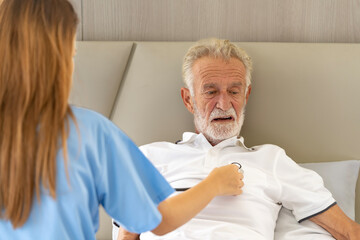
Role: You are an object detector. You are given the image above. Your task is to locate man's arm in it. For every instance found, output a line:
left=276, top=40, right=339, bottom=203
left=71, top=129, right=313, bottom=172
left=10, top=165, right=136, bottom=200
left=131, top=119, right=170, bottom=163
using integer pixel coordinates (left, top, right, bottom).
left=310, top=204, right=360, bottom=240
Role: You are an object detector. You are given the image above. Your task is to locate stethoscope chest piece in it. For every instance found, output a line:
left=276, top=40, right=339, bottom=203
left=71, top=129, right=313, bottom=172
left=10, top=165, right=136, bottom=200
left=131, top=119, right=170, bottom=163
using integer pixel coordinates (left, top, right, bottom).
left=231, top=162, right=244, bottom=174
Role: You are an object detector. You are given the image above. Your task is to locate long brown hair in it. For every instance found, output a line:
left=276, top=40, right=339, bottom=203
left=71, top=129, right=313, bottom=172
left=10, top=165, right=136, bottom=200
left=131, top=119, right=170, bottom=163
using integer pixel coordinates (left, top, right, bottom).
left=0, top=0, right=78, bottom=227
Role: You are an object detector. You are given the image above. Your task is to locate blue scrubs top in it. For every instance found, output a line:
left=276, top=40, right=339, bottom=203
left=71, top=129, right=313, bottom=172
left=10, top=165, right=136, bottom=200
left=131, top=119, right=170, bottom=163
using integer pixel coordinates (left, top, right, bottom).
left=0, top=106, right=174, bottom=240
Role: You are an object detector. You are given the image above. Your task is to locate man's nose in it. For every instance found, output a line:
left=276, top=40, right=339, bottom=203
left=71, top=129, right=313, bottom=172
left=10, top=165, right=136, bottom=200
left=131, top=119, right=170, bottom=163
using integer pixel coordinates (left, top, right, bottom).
left=216, top=93, right=232, bottom=111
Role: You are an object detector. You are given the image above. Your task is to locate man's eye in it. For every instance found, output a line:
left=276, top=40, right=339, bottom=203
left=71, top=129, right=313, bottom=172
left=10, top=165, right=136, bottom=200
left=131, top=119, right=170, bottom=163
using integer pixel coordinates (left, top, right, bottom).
left=206, top=91, right=216, bottom=95
left=230, top=91, right=239, bottom=95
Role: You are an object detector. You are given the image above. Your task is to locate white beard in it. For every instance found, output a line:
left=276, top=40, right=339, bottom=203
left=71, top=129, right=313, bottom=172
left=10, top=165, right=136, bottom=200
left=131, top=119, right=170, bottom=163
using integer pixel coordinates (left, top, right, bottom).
left=193, top=103, right=245, bottom=145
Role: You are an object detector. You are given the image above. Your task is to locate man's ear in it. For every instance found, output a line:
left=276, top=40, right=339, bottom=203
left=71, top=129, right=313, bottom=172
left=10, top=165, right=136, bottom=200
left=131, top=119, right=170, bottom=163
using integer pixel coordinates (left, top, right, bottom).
left=245, top=85, right=252, bottom=103
left=181, top=87, right=194, bottom=114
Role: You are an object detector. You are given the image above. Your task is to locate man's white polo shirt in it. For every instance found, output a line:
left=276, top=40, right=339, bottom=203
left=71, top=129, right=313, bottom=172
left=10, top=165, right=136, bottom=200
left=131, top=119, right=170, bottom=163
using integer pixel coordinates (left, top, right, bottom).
left=140, top=132, right=335, bottom=240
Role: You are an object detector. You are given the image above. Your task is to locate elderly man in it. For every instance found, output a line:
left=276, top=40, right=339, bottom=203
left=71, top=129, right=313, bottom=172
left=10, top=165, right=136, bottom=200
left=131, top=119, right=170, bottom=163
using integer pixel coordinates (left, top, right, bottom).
left=114, top=38, right=360, bottom=240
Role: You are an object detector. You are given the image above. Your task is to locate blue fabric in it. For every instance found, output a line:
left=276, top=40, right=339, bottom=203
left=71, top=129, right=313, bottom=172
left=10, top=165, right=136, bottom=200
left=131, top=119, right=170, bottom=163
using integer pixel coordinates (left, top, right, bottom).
left=0, top=106, right=174, bottom=240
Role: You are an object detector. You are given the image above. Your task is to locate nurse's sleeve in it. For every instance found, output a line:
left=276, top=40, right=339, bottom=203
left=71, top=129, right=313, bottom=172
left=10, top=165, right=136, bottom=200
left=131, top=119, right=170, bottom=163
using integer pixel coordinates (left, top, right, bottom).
left=95, top=123, right=174, bottom=234
left=274, top=149, right=336, bottom=223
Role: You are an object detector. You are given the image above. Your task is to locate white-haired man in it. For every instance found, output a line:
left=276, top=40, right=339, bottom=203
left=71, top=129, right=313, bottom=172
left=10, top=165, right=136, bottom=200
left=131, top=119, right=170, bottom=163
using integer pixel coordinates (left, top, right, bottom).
left=114, top=38, right=360, bottom=240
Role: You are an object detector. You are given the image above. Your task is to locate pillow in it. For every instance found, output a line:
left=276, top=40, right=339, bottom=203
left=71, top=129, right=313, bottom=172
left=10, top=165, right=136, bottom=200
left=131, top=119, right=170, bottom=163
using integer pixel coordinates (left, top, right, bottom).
left=274, top=160, right=360, bottom=240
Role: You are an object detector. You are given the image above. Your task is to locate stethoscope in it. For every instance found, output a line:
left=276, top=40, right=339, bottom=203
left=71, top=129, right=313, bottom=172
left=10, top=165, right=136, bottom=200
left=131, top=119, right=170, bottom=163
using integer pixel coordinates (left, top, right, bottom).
left=174, top=162, right=243, bottom=192
left=231, top=162, right=244, bottom=174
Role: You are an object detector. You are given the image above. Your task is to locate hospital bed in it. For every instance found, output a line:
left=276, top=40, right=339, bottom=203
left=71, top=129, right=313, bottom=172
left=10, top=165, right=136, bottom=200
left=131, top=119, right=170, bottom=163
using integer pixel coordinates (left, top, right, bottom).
left=70, top=41, right=360, bottom=240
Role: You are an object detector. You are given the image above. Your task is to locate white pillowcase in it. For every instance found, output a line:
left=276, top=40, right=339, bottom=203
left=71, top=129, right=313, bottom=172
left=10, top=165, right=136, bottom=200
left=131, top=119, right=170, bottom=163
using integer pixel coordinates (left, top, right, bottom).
left=274, top=160, right=360, bottom=240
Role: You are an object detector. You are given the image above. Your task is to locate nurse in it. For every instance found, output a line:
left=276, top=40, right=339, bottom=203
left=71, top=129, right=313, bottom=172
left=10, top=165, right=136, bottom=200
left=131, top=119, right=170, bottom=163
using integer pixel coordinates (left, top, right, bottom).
left=0, top=0, right=244, bottom=239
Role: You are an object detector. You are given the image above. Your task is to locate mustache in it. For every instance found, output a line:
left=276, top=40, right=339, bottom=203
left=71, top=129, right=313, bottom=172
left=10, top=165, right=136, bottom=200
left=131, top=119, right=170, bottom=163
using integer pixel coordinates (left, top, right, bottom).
left=209, top=108, right=237, bottom=121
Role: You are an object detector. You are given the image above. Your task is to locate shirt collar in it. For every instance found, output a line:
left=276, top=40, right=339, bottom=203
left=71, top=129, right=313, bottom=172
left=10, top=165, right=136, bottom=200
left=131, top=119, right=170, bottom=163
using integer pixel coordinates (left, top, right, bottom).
left=236, top=136, right=254, bottom=151
left=181, top=132, right=198, bottom=143
left=179, top=132, right=252, bottom=151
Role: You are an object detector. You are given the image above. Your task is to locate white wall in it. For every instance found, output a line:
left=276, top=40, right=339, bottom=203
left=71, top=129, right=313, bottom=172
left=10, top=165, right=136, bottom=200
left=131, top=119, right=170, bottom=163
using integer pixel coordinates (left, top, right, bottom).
left=75, top=0, right=360, bottom=43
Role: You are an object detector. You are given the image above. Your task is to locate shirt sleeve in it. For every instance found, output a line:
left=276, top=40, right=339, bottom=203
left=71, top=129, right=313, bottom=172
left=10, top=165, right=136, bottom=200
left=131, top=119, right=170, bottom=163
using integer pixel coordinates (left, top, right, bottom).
left=274, top=149, right=336, bottom=222
left=94, top=120, right=175, bottom=233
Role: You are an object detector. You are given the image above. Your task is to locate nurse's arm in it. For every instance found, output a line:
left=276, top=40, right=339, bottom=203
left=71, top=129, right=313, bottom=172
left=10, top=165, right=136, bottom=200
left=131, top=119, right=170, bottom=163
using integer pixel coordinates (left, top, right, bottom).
left=116, top=227, right=139, bottom=240
left=117, top=164, right=243, bottom=239
left=310, top=204, right=360, bottom=240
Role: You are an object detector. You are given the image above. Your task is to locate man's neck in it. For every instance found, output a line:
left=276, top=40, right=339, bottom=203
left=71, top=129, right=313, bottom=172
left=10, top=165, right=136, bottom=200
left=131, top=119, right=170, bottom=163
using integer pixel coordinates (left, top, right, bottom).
left=203, top=134, right=236, bottom=146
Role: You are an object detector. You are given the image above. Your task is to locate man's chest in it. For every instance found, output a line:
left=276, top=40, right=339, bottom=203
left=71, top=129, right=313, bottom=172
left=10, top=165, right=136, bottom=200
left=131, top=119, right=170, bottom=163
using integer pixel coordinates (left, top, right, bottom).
left=146, top=146, right=280, bottom=200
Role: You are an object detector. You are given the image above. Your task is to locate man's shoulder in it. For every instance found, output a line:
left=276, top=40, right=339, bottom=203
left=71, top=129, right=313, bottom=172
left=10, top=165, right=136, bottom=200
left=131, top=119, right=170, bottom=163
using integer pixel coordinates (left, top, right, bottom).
left=139, top=131, right=198, bottom=152
left=252, top=143, right=285, bottom=152
left=246, top=143, right=290, bottom=163
left=140, top=140, right=178, bottom=151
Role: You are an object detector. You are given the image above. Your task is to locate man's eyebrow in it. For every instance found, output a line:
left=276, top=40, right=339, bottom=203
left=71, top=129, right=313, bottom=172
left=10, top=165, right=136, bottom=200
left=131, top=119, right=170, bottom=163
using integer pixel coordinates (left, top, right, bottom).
left=230, top=82, right=243, bottom=87
left=202, top=83, right=217, bottom=89
left=202, top=82, right=243, bottom=89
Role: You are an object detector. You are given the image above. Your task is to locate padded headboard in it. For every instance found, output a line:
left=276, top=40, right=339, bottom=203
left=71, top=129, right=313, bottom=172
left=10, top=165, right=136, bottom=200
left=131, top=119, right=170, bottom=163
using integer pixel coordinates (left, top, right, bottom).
left=70, top=42, right=360, bottom=239
left=111, top=42, right=360, bottom=162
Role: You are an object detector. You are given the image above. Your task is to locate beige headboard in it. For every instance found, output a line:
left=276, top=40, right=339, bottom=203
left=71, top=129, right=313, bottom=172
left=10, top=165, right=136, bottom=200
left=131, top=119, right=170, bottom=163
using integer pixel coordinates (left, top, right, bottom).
left=70, top=41, right=360, bottom=239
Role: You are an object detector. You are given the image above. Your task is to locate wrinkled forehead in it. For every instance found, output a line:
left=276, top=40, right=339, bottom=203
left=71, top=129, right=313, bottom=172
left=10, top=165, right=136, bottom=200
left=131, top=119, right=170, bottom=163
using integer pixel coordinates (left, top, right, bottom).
left=192, top=56, right=246, bottom=86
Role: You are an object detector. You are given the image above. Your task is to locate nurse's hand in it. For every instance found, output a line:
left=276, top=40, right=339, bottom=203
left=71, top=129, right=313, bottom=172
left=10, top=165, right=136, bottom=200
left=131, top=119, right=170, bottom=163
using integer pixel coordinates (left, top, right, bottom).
left=205, top=164, right=244, bottom=196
